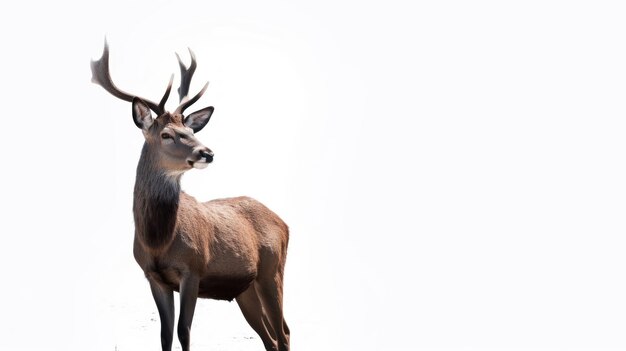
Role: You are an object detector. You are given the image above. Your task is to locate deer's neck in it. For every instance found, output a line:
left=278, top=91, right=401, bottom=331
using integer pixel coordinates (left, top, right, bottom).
left=133, top=144, right=181, bottom=250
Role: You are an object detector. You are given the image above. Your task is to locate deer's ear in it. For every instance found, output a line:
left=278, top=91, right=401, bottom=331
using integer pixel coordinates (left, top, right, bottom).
left=132, top=97, right=153, bottom=130
left=184, top=106, right=214, bottom=133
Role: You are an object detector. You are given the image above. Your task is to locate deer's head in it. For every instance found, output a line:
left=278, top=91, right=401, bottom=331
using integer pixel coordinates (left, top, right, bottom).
left=91, top=41, right=215, bottom=173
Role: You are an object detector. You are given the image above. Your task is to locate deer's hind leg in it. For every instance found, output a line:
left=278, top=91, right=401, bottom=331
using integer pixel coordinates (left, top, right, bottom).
left=236, top=284, right=278, bottom=351
left=256, top=272, right=290, bottom=351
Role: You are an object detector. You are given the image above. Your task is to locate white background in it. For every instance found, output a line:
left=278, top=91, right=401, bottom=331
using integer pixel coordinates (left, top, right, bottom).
left=0, top=1, right=625, bottom=350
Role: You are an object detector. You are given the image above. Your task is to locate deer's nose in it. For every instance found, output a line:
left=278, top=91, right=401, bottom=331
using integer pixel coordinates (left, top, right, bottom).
left=199, top=149, right=214, bottom=163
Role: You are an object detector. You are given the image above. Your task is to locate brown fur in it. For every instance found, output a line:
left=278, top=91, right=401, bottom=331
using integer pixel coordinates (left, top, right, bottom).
left=133, top=192, right=289, bottom=301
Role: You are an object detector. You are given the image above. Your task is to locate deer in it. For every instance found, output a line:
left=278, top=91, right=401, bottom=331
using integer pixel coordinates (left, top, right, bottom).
left=90, top=41, right=290, bottom=351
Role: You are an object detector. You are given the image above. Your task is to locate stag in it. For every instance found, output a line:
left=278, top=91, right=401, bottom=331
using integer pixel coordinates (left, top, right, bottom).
left=91, top=41, right=290, bottom=351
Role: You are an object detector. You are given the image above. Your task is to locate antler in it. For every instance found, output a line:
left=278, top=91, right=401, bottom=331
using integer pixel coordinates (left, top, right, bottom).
left=176, top=48, right=197, bottom=102
left=91, top=39, right=172, bottom=116
left=158, top=74, right=174, bottom=113
left=174, top=48, right=209, bottom=115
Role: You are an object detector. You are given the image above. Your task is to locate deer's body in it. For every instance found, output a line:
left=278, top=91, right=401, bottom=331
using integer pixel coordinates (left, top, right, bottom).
left=91, top=42, right=290, bottom=351
left=134, top=193, right=289, bottom=301
left=133, top=162, right=289, bottom=301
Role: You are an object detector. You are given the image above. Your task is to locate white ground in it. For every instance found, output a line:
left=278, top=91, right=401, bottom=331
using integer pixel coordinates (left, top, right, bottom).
left=71, top=252, right=274, bottom=351
left=108, top=297, right=261, bottom=351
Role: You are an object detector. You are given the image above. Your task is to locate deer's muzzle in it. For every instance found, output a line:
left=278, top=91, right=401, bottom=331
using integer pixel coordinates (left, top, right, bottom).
left=187, top=147, right=214, bottom=169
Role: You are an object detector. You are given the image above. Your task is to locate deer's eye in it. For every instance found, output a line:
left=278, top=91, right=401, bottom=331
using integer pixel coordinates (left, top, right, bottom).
left=161, top=134, right=173, bottom=140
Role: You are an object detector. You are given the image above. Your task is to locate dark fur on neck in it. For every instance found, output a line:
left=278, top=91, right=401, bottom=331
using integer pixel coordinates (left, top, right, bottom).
left=133, top=144, right=181, bottom=250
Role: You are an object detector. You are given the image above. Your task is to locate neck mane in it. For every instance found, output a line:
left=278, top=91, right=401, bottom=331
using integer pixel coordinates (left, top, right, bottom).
left=133, top=144, right=181, bottom=250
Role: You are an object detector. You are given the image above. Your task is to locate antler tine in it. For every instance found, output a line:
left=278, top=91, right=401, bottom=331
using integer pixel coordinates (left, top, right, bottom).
left=175, top=81, right=209, bottom=115
left=158, top=74, right=175, bottom=112
left=91, top=39, right=164, bottom=115
left=176, top=48, right=197, bottom=103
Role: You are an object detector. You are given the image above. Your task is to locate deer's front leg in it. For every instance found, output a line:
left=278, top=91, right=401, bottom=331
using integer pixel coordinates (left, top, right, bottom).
left=178, top=274, right=199, bottom=351
left=150, top=281, right=175, bottom=351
